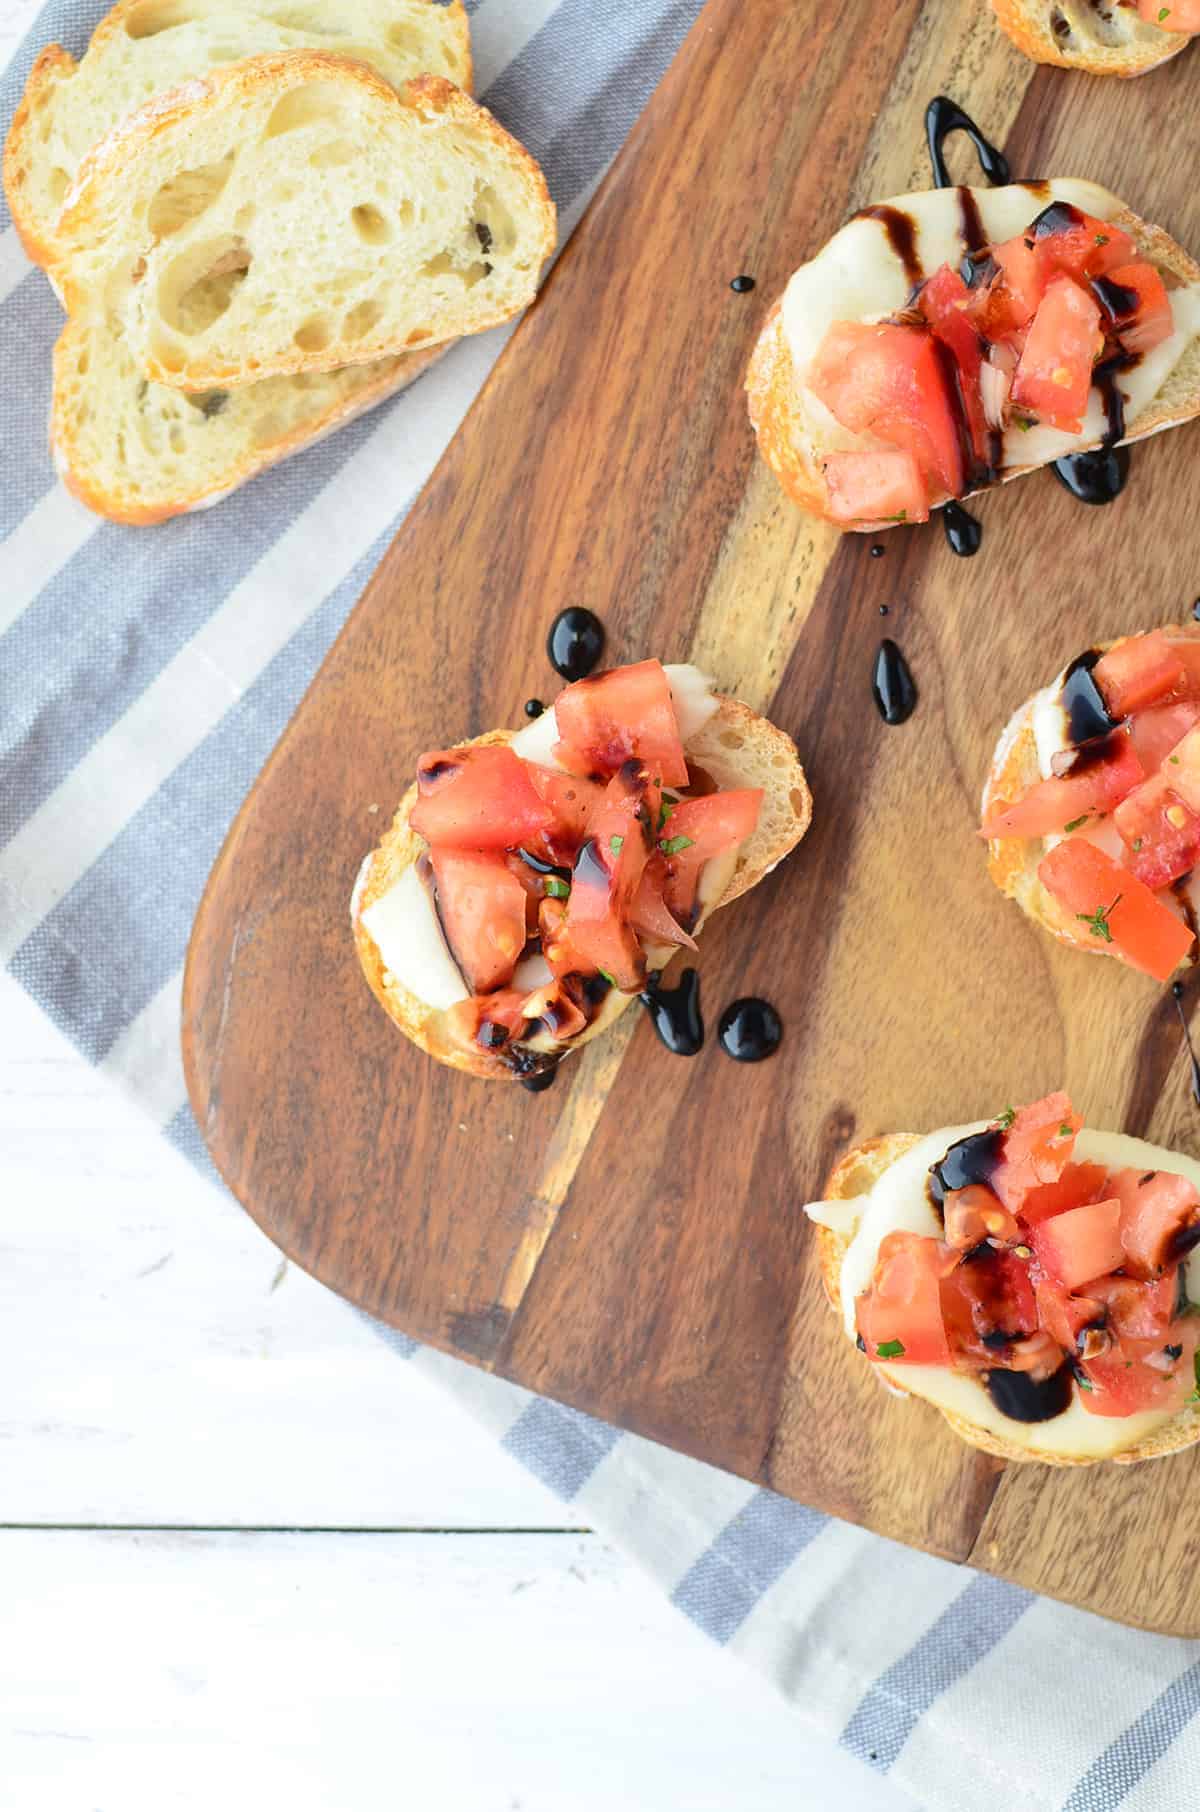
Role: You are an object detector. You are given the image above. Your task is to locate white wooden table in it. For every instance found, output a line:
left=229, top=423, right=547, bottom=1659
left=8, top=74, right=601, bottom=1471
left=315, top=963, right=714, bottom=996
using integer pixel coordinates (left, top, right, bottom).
left=1, top=973, right=923, bottom=1810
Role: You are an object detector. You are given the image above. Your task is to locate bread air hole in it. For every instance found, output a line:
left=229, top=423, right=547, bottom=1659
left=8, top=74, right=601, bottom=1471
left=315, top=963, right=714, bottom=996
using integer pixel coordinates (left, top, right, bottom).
left=343, top=298, right=383, bottom=339
left=264, top=82, right=348, bottom=138
left=473, top=185, right=517, bottom=256
left=47, top=167, right=70, bottom=208
left=419, top=250, right=491, bottom=290
left=350, top=203, right=390, bottom=246
left=123, top=0, right=199, bottom=38
left=388, top=23, right=419, bottom=53
left=159, top=236, right=251, bottom=335
left=294, top=314, right=334, bottom=352
left=147, top=151, right=236, bottom=238
left=309, top=140, right=356, bottom=170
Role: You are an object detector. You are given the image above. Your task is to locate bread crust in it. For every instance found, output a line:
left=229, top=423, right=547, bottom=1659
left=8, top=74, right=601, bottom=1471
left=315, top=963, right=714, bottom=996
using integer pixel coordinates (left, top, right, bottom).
left=3, top=0, right=473, bottom=269
left=746, top=200, right=1200, bottom=530
left=981, top=622, right=1200, bottom=971
left=52, top=57, right=556, bottom=386
left=352, top=699, right=812, bottom=1080
left=990, top=0, right=1189, bottom=77
left=818, top=1132, right=1200, bottom=1464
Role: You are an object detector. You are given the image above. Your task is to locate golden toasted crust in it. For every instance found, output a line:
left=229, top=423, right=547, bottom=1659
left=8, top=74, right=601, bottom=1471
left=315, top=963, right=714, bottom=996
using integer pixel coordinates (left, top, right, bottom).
left=982, top=622, right=1200, bottom=971
left=2, top=44, right=75, bottom=265
left=746, top=202, right=1200, bottom=531
left=818, top=1132, right=1200, bottom=1464
left=990, top=0, right=1189, bottom=77
left=352, top=698, right=812, bottom=1080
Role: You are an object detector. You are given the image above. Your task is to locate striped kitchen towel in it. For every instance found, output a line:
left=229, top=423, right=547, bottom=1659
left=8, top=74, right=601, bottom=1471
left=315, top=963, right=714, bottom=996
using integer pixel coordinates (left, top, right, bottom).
left=3, top=2, right=1200, bottom=1807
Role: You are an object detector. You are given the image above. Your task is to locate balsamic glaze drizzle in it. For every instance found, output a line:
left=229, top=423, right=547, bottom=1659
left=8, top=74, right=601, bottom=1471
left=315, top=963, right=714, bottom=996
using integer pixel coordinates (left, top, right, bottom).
left=928, top=1127, right=1005, bottom=1211
left=925, top=96, right=1010, bottom=191
left=547, top=607, right=605, bottom=682
left=872, top=640, right=919, bottom=726
left=1059, top=650, right=1118, bottom=748
left=942, top=499, right=982, bottom=557
left=524, top=698, right=545, bottom=718
left=984, top=1364, right=1074, bottom=1424
left=1051, top=445, right=1130, bottom=506
left=717, top=998, right=782, bottom=1062
left=1173, top=981, right=1200, bottom=1107
left=640, top=968, right=704, bottom=1056
left=730, top=274, right=756, bottom=293
left=521, top=1066, right=558, bottom=1093
left=855, top=204, right=924, bottom=289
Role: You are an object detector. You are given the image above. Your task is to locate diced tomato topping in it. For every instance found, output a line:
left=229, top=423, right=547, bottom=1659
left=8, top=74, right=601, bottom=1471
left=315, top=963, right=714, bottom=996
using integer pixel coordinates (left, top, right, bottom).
left=411, top=746, right=556, bottom=851
left=1038, top=837, right=1195, bottom=981
left=1011, top=275, right=1102, bottom=432
left=1110, top=1167, right=1200, bottom=1278
left=980, top=730, right=1143, bottom=840
left=807, top=320, right=964, bottom=496
left=856, top=1231, right=951, bottom=1366
left=822, top=449, right=929, bottom=526
left=1093, top=632, right=1186, bottom=720
left=1095, top=262, right=1174, bottom=356
left=561, top=763, right=657, bottom=991
left=918, top=264, right=991, bottom=473
left=1078, top=1317, right=1198, bottom=1418
left=1137, top=0, right=1200, bottom=31
left=429, top=849, right=528, bottom=994
left=1087, top=1268, right=1180, bottom=1342
left=940, top=1250, right=1039, bottom=1358
left=1033, top=1276, right=1105, bottom=1356
left=1019, top=1161, right=1109, bottom=1228
left=1163, top=639, right=1200, bottom=704
left=1027, top=204, right=1135, bottom=285
left=554, top=660, right=688, bottom=788
left=942, top=1184, right=1019, bottom=1250
left=1128, top=702, right=1200, bottom=774
left=524, top=766, right=607, bottom=860
left=628, top=855, right=697, bottom=950
left=656, top=789, right=762, bottom=924
left=969, top=235, right=1042, bottom=338
left=987, top=1093, right=1081, bottom=1212
left=1156, top=722, right=1200, bottom=816
left=1030, top=1197, right=1124, bottom=1292
left=1113, top=770, right=1200, bottom=889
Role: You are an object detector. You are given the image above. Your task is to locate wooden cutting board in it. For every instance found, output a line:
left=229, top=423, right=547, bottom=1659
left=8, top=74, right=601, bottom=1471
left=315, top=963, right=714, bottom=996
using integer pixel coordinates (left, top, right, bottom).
left=182, top=0, right=1200, bottom=1634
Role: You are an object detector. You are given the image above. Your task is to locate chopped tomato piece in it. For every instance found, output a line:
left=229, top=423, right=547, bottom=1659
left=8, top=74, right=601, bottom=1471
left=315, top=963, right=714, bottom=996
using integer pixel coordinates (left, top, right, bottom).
left=628, top=855, right=697, bottom=950
left=942, top=1184, right=1019, bottom=1250
left=561, top=764, right=657, bottom=990
left=807, top=320, right=964, bottom=495
left=1027, top=204, right=1135, bottom=285
left=1030, top=1198, right=1124, bottom=1292
left=1163, top=639, right=1200, bottom=703
left=429, top=849, right=528, bottom=994
left=1113, top=770, right=1200, bottom=889
left=1038, top=838, right=1195, bottom=981
left=1155, top=722, right=1200, bottom=816
left=1011, top=275, right=1102, bottom=433
left=1093, top=632, right=1186, bottom=720
left=940, top=1250, right=1038, bottom=1359
left=656, top=788, right=762, bottom=923
left=1019, top=1160, right=1110, bottom=1228
left=1033, top=1276, right=1106, bottom=1356
left=822, top=449, right=929, bottom=526
left=1079, top=1320, right=1198, bottom=1418
left=980, top=731, right=1143, bottom=840
left=411, top=746, right=556, bottom=851
left=1094, top=261, right=1174, bottom=356
left=1127, top=702, right=1200, bottom=774
left=1110, top=1167, right=1200, bottom=1278
left=524, top=766, right=606, bottom=859
left=970, top=234, right=1042, bottom=338
left=856, top=1231, right=951, bottom=1366
left=987, top=1093, right=1081, bottom=1211
left=1137, top=0, right=1200, bottom=30
left=918, top=264, right=991, bottom=473
left=1088, top=1268, right=1180, bottom=1342
left=554, top=660, right=688, bottom=788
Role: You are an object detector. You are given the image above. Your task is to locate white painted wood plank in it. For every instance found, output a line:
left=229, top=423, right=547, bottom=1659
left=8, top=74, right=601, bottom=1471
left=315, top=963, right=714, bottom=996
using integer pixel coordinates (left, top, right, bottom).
left=0, top=976, right=580, bottom=1528
left=3, top=1529, right=917, bottom=1812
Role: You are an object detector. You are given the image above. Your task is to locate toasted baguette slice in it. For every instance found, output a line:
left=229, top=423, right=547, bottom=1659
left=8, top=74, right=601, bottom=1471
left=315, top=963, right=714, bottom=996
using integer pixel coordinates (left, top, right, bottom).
left=352, top=697, right=812, bottom=1081
left=54, top=58, right=556, bottom=390
left=982, top=621, right=1200, bottom=969
left=3, top=0, right=471, bottom=268
left=814, top=1133, right=1200, bottom=1465
left=747, top=183, right=1200, bottom=532
left=51, top=312, right=445, bottom=525
left=991, top=0, right=1190, bottom=76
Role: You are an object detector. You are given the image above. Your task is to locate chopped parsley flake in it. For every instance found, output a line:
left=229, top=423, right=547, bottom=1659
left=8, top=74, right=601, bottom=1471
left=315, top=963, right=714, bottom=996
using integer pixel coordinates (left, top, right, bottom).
left=660, top=834, right=695, bottom=856
left=1063, top=814, right=1089, bottom=833
left=876, top=1339, right=905, bottom=1359
left=995, top=1105, right=1016, bottom=1130
left=1095, top=233, right=1110, bottom=246
left=598, top=969, right=616, bottom=987
left=1159, top=6, right=1170, bottom=19
left=885, top=511, right=908, bottom=523
left=544, top=876, right=569, bottom=899
left=1077, top=894, right=1122, bottom=943
left=1171, top=755, right=1182, bottom=764
left=1133, top=838, right=1144, bottom=852
left=609, top=835, right=624, bottom=855
left=1058, top=1121, right=1074, bottom=1138
left=658, top=801, right=675, bottom=831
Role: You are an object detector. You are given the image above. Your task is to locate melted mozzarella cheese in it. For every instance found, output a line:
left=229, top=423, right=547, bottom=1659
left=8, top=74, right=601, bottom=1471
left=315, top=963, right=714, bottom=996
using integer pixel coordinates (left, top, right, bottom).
left=359, top=665, right=725, bottom=1014
left=806, top=1123, right=1200, bottom=1459
left=779, top=181, right=1200, bottom=478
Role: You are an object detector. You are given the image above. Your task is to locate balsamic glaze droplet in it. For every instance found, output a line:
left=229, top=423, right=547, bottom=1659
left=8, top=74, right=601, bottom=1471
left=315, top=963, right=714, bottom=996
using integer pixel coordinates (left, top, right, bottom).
left=1059, top=650, right=1118, bottom=749
left=984, top=1363, right=1074, bottom=1424
left=717, top=997, right=782, bottom=1063
left=928, top=1127, right=1005, bottom=1211
left=547, top=607, right=605, bottom=682
left=869, top=544, right=885, bottom=559
left=925, top=95, right=1010, bottom=192
left=640, top=968, right=703, bottom=1056
left=1172, top=981, right=1200, bottom=1108
left=730, top=274, right=756, bottom=293
left=521, top=1066, right=558, bottom=1093
left=942, top=499, right=982, bottom=557
left=878, top=604, right=890, bottom=616
left=1051, top=445, right=1130, bottom=506
left=524, top=698, right=545, bottom=718
left=872, top=639, right=919, bottom=726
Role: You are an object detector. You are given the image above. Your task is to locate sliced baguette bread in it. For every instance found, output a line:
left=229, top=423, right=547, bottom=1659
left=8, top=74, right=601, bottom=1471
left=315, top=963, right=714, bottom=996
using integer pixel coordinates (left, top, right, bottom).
left=746, top=184, right=1200, bottom=532
left=814, top=1133, right=1200, bottom=1465
left=3, top=0, right=472, bottom=268
left=990, top=0, right=1190, bottom=76
left=981, top=621, right=1200, bottom=969
left=352, top=698, right=812, bottom=1081
left=53, top=57, right=556, bottom=390
left=51, top=312, right=445, bottom=524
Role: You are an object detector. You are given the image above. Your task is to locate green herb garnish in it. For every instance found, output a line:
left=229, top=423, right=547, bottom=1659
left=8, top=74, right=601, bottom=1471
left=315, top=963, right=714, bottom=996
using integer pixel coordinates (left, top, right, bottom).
left=1063, top=814, right=1089, bottom=833
left=1075, top=1374, right=1094, bottom=1392
left=544, top=876, right=569, bottom=899
left=660, top=834, right=695, bottom=856
left=1058, top=1121, right=1074, bottom=1137
left=876, top=1339, right=906, bottom=1359
left=609, top=835, right=624, bottom=855
left=598, top=969, right=616, bottom=987
left=996, top=1105, right=1016, bottom=1130
left=884, top=511, right=908, bottom=523
left=1014, top=414, right=1035, bottom=431
left=1171, top=755, right=1182, bottom=765
left=1159, top=7, right=1170, bottom=20
left=1095, top=233, right=1110, bottom=246
left=1133, top=838, right=1145, bottom=852
left=657, top=801, right=675, bottom=831
left=1077, top=894, right=1121, bottom=943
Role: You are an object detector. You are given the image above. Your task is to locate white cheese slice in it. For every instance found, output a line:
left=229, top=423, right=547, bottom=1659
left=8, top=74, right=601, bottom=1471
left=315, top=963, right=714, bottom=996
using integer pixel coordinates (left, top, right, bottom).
left=809, top=1122, right=1200, bottom=1459
left=779, top=181, right=1200, bottom=478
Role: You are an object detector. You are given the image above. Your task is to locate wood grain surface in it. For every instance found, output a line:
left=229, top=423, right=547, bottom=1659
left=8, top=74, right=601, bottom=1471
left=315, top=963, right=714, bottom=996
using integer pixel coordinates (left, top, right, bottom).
left=183, top=0, right=1200, bottom=1633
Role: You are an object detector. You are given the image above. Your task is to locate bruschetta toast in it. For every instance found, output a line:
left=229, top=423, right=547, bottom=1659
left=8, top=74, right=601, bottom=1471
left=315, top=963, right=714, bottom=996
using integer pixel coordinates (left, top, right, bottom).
left=352, top=661, right=811, bottom=1083
left=746, top=181, right=1200, bottom=531
left=808, top=1094, right=1200, bottom=1464
left=981, top=625, right=1200, bottom=981
left=991, top=0, right=1196, bottom=78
